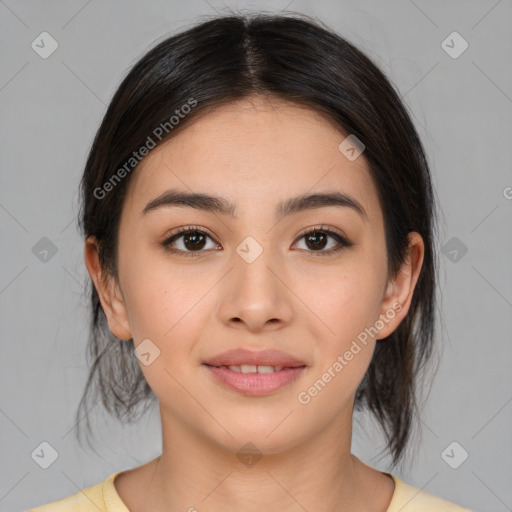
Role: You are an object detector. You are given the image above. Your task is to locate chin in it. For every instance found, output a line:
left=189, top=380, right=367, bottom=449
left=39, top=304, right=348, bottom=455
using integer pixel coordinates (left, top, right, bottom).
left=205, top=417, right=308, bottom=457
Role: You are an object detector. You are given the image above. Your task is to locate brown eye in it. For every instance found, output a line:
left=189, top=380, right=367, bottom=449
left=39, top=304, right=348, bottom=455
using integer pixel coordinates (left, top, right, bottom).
left=293, top=226, right=353, bottom=256
left=304, top=231, right=329, bottom=250
left=180, top=231, right=207, bottom=251
left=162, top=227, right=219, bottom=257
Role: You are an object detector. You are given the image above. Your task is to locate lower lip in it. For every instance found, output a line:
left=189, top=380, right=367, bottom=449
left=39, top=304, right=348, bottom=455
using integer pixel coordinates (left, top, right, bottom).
left=203, top=365, right=306, bottom=396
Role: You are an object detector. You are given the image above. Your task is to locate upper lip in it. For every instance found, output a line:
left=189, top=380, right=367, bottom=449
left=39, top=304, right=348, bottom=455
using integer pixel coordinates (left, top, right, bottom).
left=203, top=348, right=306, bottom=368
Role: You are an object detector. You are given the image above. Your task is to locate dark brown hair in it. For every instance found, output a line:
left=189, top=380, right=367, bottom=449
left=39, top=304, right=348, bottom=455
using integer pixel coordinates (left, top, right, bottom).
left=76, top=11, right=440, bottom=468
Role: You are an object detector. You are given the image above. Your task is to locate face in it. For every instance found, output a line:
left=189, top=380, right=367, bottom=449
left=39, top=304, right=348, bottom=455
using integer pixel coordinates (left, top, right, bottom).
left=86, top=95, right=423, bottom=455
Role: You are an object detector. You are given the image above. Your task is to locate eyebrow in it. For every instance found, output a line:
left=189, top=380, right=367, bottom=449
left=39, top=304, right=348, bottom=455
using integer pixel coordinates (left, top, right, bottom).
left=142, top=188, right=368, bottom=221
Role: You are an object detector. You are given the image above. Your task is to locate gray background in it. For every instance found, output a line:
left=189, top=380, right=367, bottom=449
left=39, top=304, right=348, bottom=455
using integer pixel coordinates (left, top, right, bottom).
left=1, top=1, right=511, bottom=511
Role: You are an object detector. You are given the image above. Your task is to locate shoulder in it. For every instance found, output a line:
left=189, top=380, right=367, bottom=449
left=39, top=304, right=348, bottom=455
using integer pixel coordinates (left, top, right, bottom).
left=25, top=471, right=128, bottom=512
left=387, top=474, right=474, bottom=512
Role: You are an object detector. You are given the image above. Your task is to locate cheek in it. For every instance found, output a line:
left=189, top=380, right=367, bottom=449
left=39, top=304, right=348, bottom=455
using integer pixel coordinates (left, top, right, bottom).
left=120, top=254, right=220, bottom=402
left=298, top=261, right=385, bottom=344
left=119, top=241, right=205, bottom=339
left=293, top=271, right=383, bottom=413
left=120, top=263, right=205, bottom=402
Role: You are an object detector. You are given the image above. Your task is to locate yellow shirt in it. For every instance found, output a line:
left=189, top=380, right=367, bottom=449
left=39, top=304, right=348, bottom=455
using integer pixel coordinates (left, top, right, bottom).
left=26, top=471, right=473, bottom=511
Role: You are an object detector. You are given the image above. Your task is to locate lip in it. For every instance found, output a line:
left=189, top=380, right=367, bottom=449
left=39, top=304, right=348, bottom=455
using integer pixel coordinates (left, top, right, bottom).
left=202, top=348, right=307, bottom=397
left=203, top=348, right=306, bottom=368
left=204, top=365, right=306, bottom=396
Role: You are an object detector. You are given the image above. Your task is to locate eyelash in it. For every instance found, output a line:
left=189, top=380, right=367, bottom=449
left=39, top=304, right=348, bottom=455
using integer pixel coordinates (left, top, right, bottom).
left=161, top=224, right=353, bottom=258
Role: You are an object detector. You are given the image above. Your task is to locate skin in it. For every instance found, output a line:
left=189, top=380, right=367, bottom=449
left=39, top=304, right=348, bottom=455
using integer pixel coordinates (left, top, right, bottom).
left=84, top=95, right=424, bottom=512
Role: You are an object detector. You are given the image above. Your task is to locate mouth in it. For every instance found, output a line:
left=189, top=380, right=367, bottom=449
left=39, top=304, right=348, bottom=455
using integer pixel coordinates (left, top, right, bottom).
left=202, top=347, right=308, bottom=396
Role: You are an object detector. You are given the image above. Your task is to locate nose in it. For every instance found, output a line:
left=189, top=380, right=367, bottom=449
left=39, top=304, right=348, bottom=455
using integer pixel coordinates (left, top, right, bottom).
left=216, top=245, right=293, bottom=333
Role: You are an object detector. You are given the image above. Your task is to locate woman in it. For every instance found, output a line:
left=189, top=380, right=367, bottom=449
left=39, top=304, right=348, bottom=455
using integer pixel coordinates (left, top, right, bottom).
left=28, top=12, right=473, bottom=511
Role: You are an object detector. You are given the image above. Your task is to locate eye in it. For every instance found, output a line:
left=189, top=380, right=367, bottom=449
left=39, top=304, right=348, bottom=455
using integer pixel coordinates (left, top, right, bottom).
left=161, top=226, right=220, bottom=258
left=161, top=224, right=353, bottom=258
left=292, top=225, right=353, bottom=257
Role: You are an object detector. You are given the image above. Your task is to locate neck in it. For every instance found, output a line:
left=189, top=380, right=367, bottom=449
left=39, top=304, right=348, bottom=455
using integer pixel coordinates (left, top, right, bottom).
left=132, top=407, right=391, bottom=512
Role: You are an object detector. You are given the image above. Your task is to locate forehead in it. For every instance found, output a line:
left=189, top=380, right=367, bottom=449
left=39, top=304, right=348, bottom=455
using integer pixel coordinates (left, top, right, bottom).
left=124, top=96, right=382, bottom=225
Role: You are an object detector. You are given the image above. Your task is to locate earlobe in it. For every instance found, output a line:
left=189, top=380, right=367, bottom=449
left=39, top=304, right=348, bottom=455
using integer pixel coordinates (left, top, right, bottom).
left=377, top=232, right=425, bottom=340
left=83, top=236, right=132, bottom=341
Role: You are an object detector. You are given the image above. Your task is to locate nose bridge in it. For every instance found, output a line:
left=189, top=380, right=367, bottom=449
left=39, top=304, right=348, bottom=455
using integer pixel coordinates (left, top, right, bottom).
left=217, top=233, right=292, bottom=330
left=234, top=234, right=281, bottom=300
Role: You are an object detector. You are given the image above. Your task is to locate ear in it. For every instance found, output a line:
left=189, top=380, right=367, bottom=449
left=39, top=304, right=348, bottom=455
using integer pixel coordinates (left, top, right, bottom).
left=84, top=236, right=132, bottom=341
left=375, top=232, right=425, bottom=340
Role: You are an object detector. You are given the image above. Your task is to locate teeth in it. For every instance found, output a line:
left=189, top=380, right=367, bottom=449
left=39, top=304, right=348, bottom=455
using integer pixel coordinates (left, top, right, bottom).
left=223, top=365, right=284, bottom=373
left=256, top=365, right=276, bottom=373
left=240, top=364, right=257, bottom=373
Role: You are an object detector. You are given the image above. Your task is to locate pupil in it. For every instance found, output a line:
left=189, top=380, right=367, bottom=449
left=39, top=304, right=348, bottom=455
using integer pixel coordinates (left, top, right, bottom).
left=185, top=232, right=206, bottom=250
left=307, top=232, right=326, bottom=250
